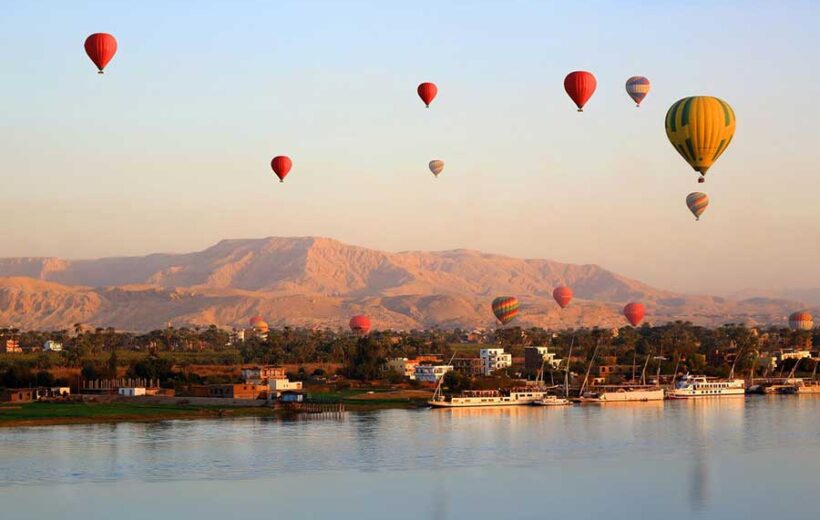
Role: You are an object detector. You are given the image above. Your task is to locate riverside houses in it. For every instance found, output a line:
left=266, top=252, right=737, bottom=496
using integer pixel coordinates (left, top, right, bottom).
left=415, top=365, right=453, bottom=383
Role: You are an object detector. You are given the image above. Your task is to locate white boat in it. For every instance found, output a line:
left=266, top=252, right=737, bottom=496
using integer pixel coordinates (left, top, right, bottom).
left=576, top=385, right=665, bottom=403
left=531, top=395, right=571, bottom=406
left=428, top=388, right=549, bottom=408
left=667, top=375, right=745, bottom=399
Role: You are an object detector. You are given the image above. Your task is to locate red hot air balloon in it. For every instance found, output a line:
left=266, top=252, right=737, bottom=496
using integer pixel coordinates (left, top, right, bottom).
left=417, top=82, right=438, bottom=107
left=270, top=156, right=292, bottom=183
left=564, top=71, right=596, bottom=112
left=553, top=286, right=573, bottom=308
left=349, top=315, right=372, bottom=335
left=84, top=33, right=117, bottom=74
left=249, top=315, right=263, bottom=327
left=623, top=302, right=645, bottom=327
left=789, top=311, right=813, bottom=331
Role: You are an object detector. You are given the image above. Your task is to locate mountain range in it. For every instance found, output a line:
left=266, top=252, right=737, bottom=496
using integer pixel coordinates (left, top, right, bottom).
left=0, top=237, right=815, bottom=331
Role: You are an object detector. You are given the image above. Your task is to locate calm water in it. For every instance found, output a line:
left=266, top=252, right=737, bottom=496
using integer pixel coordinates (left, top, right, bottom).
left=1, top=396, right=819, bottom=519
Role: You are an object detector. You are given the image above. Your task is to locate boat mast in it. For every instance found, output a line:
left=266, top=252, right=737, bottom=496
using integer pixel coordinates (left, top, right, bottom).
left=432, top=351, right=457, bottom=401
left=579, top=338, right=600, bottom=397
left=564, top=335, right=575, bottom=398
left=640, top=350, right=652, bottom=385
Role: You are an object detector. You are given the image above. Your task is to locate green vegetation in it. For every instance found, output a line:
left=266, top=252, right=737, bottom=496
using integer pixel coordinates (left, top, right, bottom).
left=0, top=401, right=204, bottom=423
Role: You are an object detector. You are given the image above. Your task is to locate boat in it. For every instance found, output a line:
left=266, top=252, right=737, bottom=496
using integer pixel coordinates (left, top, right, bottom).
left=428, top=388, right=551, bottom=408
left=531, top=395, right=571, bottom=406
left=575, top=384, right=664, bottom=403
left=667, top=375, right=745, bottom=399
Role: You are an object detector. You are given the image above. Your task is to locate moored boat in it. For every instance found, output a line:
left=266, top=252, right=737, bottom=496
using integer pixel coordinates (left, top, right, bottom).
left=668, top=375, right=745, bottom=399
left=531, top=395, right=571, bottom=406
left=575, top=384, right=664, bottom=403
left=428, top=388, right=549, bottom=408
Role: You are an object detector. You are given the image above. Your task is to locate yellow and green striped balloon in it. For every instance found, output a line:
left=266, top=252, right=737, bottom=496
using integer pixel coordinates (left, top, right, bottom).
left=491, top=296, right=520, bottom=325
left=665, top=96, right=736, bottom=183
left=686, top=192, right=709, bottom=221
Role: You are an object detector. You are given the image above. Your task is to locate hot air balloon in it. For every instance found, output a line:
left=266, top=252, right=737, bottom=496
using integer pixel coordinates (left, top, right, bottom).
left=349, top=315, right=372, bottom=335
left=789, top=311, right=813, bottom=331
left=492, top=296, right=520, bottom=325
left=553, top=286, right=573, bottom=308
left=665, top=96, right=736, bottom=183
left=417, top=82, right=437, bottom=107
left=564, top=71, right=596, bottom=111
left=428, top=160, right=444, bottom=178
left=84, top=33, right=117, bottom=74
left=270, top=156, right=292, bottom=183
left=623, top=302, right=645, bottom=327
left=625, top=76, right=651, bottom=107
left=249, top=315, right=263, bottom=327
left=686, top=192, right=709, bottom=221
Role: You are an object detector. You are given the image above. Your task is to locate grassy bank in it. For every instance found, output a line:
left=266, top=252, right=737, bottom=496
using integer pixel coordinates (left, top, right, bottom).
left=0, top=401, right=280, bottom=428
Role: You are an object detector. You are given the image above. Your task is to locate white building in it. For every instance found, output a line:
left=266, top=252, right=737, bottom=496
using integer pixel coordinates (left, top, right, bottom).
left=480, top=348, right=512, bottom=376
left=270, top=379, right=303, bottom=392
left=43, top=340, right=63, bottom=352
left=118, top=387, right=146, bottom=397
left=527, top=346, right=561, bottom=369
left=415, top=365, right=453, bottom=383
left=386, top=358, right=419, bottom=380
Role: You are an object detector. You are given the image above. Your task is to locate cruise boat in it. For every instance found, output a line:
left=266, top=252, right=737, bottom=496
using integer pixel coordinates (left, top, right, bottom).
left=576, top=384, right=665, bottom=403
left=428, top=388, right=550, bottom=408
left=667, top=375, right=745, bottom=398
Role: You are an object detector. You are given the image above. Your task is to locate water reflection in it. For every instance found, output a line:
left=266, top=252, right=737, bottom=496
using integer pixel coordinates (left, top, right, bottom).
left=1, top=397, right=819, bottom=519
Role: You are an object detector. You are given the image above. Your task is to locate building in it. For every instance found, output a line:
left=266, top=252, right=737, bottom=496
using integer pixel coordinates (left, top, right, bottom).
left=270, top=378, right=302, bottom=392
left=415, top=365, right=453, bottom=383
left=118, top=387, right=147, bottom=397
left=206, top=384, right=268, bottom=400
left=1, top=389, right=35, bottom=402
left=386, top=358, right=420, bottom=379
left=779, top=350, right=812, bottom=362
left=479, top=348, right=512, bottom=376
left=36, top=387, right=71, bottom=399
left=523, top=346, right=561, bottom=373
left=452, top=357, right=483, bottom=377
left=241, top=365, right=287, bottom=384
left=43, top=340, right=63, bottom=352
left=2, top=339, right=22, bottom=353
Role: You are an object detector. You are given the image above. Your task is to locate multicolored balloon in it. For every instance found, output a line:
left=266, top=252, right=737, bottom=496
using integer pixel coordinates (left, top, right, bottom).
left=623, top=302, right=645, bottom=327
left=349, top=315, right=372, bottom=335
left=417, top=82, right=438, bottom=108
left=492, top=296, right=520, bottom=325
left=428, top=160, right=444, bottom=178
left=665, top=96, right=736, bottom=183
left=84, top=33, right=117, bottom=74
left=789, top=311, right=813, bottom=331
left=625, top=76, right=651, bottom=107
left=686, top=192, right=709, bottom=221
left=270, top=155, right=292, bottom=183
left=564, top=71, right=596, bottom=112
left=553, top=286, right=573, bottom=308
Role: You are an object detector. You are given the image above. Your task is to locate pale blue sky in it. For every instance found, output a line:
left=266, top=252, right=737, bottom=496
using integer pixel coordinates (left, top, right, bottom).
left=1, top=1, right=818, bottom=294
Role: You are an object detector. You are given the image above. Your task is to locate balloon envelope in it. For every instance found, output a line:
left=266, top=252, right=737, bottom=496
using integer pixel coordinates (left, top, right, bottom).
left=428, top=160, right=444, bottom=177
left=665, top=96, right=736, bottom=182
left=349, top=315, right=372, bottom=334
left=789, top=311, right=813, bottom=331
left=271, top=156, right=292, bottom=182
left=84, top=33, right=117, bottom=73
left=686, top=192, right=709, bottom=220
left=417, top=82, right=438, bottom=107
left=623, top=302, right=645, bottom=327
left=553, top=286, right=573, bottom=308
left=249, top=315, right=263, bottom=326
left=492, top=296, right=520, bottom=325
left=625, top=76, right=651, bottom=106
left=564, top=71, right=596, bottom=111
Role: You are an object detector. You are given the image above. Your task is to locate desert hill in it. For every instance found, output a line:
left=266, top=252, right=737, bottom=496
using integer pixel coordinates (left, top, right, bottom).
left=0, top=237, right=815, bottom=331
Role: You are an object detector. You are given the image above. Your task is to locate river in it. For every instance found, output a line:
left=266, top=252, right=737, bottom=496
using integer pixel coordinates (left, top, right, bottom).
left=1, top=396, right=819, bottom=519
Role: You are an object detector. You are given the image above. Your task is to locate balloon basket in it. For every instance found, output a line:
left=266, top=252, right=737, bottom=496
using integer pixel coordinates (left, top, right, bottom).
left=98, top=70, right=104, bottom=75
left=698, top=177, right=705, bottom=183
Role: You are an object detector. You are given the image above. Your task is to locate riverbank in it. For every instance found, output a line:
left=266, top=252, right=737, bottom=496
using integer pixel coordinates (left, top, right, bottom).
left=0, top=389, right=433, bottom=428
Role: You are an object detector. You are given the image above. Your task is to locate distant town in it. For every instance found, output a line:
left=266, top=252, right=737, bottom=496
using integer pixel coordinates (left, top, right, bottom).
left=0, top=318, right=817, bottom=424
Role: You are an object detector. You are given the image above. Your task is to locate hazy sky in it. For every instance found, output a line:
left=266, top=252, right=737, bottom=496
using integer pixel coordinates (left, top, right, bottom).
left=1, top=1, right=818, bottom=295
